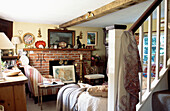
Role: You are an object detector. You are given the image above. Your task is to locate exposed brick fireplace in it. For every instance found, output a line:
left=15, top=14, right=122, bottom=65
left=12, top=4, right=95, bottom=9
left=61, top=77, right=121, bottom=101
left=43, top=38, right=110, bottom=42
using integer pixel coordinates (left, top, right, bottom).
left=24, top=49, right=94, bottom=76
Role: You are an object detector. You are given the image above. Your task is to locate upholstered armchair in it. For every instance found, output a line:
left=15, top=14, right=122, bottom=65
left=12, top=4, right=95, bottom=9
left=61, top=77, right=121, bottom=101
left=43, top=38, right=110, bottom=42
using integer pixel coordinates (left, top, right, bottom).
left=24, top=65, right=59, bottom=103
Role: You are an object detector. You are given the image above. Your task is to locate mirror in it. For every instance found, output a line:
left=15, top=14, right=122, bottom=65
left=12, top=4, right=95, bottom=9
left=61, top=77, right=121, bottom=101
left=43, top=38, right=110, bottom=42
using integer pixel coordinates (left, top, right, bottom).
left=48, top=29, right=75, bottom=47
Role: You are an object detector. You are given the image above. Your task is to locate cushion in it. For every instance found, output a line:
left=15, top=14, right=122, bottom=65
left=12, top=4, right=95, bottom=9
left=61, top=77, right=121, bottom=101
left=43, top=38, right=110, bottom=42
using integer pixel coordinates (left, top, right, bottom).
left=84, top=74, right=105, bottom=79
left=78, top=83, right=92, bottom=88
left=84, top=66, right=98, bottom=75
left=87, top=85, right=108, bottom=98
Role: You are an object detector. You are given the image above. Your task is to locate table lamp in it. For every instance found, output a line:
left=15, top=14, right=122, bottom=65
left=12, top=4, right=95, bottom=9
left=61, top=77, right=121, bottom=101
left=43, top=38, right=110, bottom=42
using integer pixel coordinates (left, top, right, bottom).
left=11, top=36, right=22, bottom=56
left=0, top=32, right=14, bottom=81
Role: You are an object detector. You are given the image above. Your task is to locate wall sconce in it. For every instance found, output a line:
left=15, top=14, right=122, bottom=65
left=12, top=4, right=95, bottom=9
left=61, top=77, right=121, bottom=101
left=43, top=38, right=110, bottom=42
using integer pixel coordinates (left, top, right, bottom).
left=85, top=11, right=94, bottom=19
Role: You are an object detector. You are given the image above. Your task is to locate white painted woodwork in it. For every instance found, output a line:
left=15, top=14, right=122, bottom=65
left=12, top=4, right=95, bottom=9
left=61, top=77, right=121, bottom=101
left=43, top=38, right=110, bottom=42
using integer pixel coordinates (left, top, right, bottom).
left=108, top=29, right=124, bottom=111
left=155, top=4, right=161, bottom=80
left=139, top=25, right=144, bottom=104
left=136, top=0, right=168, bottom=110
left=164, top=0, right=168, bottom=68
left=147, top=14, right=152, bottom=92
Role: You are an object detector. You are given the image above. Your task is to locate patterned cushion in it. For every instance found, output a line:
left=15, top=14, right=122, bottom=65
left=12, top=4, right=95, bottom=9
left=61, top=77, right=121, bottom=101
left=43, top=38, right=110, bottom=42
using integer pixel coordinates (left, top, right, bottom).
left=78, top=83, right=92, bottom=88
left=84, top=66, right=98, bottom=75
left=87, top=85, right=108, bottom=98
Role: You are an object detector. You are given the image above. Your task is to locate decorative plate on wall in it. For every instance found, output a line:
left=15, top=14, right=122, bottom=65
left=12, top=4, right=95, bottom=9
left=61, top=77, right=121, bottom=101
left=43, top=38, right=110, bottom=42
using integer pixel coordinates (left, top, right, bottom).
left=35, top=41, right=46, bottom=48
left=23, top=33, right=35, bottom=45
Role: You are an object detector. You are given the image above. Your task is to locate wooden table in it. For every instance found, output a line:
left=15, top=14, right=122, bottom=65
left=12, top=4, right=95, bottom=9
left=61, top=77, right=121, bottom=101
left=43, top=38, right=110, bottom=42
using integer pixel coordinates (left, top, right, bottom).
left=38, top=82, right=64, bottom=110
left=0, top=72, right=28, bottom=111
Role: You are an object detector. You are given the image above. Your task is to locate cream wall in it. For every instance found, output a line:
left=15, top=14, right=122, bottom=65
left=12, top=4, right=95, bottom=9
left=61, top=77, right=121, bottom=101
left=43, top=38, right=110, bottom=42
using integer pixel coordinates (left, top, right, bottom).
left=68, top=26, right=105, bottom=59
left=126, top=18, right=164, bottom=33
left=13, top=22, right=58, bottom=49
left=13, top=22, right=105, bottom=59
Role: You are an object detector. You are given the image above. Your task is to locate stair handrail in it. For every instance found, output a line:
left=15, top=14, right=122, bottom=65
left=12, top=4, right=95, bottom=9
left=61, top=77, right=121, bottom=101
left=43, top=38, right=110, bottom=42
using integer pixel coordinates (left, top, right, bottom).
left=128, top=0, right=163, bottom=34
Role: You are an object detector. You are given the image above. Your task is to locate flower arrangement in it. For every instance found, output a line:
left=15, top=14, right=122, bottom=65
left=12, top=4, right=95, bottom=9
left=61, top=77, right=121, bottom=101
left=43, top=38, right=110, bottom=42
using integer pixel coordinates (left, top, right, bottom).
left=1, top=60, right=7, bottom=71
left=91, top=54, right=101, bottom=62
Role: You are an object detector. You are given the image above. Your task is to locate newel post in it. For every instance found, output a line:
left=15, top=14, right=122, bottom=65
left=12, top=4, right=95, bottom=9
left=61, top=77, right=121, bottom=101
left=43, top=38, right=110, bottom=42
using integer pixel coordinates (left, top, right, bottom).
left=105, top=25, right=126, bottom=111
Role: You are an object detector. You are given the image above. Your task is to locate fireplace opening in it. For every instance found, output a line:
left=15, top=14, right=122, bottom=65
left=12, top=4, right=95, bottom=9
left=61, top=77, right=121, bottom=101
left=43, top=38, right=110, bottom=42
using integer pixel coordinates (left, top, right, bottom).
left=49, top=60, right=75, bottom=76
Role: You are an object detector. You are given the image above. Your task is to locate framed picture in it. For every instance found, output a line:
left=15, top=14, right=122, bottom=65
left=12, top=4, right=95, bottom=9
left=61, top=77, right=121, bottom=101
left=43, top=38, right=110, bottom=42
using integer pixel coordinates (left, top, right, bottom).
left=23, top=33, right=35, bottom=45
left=53, top=65, right=76, bottom=83
left=48, top=29, right=75, bottom=47
left=87, top=31, right=97, bottom=46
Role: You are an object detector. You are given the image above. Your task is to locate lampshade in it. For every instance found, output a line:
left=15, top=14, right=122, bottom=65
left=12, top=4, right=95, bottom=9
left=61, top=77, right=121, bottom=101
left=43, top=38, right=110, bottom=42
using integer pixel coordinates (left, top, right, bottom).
left=11, top=36, right=22, bottom=45
left=0, top=32, right=14, bottom=49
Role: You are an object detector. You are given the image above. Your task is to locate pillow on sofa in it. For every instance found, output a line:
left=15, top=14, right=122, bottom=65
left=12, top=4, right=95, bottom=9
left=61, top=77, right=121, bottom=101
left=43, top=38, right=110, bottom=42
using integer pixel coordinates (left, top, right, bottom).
left=87, top=85, right=108, bottom=98
left=78, top=83, right=92, bottom=88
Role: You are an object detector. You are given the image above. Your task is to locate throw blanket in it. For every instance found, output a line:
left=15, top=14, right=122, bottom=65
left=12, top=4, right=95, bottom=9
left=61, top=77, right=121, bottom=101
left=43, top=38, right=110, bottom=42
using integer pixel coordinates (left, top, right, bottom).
left=113, top=31, right=142, bottom=111
left=56, top=84, right=86, bottom=111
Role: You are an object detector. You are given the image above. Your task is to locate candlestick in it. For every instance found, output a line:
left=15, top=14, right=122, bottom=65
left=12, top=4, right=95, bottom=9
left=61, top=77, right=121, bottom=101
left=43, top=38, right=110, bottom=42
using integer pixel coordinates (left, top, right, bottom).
left=80, top=54, right=83, bottom=60
left=79, top=60, right=83, bottom=83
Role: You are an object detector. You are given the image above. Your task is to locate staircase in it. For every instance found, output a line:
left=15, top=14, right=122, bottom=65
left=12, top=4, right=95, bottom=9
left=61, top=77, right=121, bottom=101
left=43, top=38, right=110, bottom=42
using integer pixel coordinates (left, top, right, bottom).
left=107, top=0, right=169, bottom=111
left=129, top=0, right=169, bottom=110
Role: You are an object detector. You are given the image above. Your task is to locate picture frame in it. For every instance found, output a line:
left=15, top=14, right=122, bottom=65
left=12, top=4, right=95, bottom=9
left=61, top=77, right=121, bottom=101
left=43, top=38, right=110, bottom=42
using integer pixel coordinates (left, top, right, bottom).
left=23, top=32, right=35, bottom=45
left=48, top=29, right=75, bottom=47
left=86, top=31, right=97, bottom=46
left=53, top=65, right=76, bottom=83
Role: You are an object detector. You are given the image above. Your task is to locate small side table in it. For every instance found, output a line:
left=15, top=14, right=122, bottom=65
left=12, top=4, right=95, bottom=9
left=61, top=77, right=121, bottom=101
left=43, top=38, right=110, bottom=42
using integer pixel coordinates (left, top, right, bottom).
left=38, top=82, right=64, bottom=110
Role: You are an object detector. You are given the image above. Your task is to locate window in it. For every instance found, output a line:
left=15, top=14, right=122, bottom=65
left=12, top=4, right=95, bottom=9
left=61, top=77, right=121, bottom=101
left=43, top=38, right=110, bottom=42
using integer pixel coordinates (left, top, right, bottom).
left=143, top=32, right=164, bottom=63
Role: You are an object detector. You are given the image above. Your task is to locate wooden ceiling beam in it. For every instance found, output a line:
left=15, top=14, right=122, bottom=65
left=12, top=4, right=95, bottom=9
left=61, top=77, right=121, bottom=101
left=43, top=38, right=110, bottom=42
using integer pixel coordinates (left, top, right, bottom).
left=59, top=0, right=147, bottom=28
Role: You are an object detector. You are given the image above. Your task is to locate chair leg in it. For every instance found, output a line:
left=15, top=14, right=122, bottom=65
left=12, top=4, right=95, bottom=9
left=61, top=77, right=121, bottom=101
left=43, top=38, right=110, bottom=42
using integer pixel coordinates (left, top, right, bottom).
left=34, top=97, right=38, bottom=104
left=29, top=92, right=32, bottom=98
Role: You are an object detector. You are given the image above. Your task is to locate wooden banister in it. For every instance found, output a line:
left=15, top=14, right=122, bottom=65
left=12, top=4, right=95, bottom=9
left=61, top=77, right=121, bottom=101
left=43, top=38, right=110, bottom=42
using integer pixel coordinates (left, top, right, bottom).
left=128, top=0, right=163, bottom=34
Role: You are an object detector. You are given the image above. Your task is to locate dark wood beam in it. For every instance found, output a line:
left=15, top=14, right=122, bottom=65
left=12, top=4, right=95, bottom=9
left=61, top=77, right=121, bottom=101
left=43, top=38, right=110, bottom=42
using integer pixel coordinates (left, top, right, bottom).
left=59, top=0, right=147, bottom=28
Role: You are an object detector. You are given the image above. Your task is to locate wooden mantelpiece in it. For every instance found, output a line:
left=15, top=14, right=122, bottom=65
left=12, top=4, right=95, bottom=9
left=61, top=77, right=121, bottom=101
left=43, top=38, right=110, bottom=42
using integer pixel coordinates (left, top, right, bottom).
left=23, top=48, right=96, bottom=51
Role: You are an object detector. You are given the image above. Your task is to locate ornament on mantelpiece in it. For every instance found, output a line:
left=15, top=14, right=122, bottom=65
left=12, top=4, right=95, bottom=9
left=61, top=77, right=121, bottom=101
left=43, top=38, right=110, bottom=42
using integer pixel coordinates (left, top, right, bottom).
left=37, top=28, right=42, bottom=38
left=79, top=31, right=83, bottom=39
left=77, top=36, right=82, bottom=49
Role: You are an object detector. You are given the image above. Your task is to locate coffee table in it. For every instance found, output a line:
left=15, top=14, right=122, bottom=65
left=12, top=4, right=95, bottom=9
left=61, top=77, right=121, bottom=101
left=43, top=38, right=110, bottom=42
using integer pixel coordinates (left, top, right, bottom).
left=38, top=82, right=64, bottom=110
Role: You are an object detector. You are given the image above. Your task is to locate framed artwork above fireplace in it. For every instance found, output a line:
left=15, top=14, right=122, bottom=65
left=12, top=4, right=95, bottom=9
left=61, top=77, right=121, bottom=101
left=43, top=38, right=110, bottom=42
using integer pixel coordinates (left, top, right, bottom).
left=48, top=29, right=75, bottom=47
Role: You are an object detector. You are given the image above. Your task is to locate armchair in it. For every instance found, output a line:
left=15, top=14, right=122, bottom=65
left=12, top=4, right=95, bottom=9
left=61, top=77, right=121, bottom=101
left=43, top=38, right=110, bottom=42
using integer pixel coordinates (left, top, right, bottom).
left=24, top=65, right=59, bottom=103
